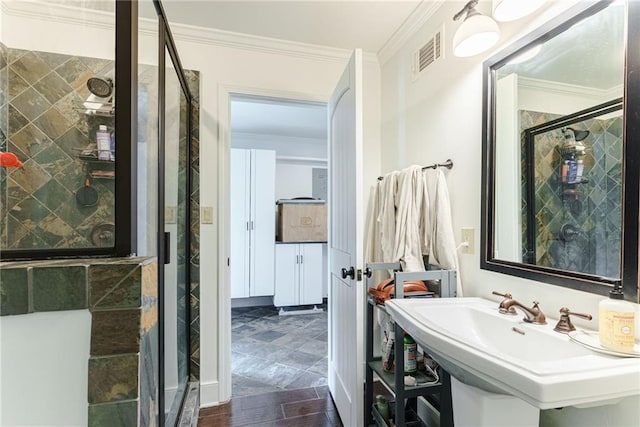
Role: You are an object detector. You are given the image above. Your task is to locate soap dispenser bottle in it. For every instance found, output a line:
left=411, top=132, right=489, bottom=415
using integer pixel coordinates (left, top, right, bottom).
left=598, top=280, right=636, bottom=352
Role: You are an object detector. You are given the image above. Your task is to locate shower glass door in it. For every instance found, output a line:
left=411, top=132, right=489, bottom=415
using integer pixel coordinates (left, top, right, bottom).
left=162, top=45, right=189, bottom=425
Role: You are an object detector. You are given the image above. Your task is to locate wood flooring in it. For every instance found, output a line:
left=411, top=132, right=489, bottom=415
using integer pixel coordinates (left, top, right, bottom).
left=198, top=386, right=343, bottom=427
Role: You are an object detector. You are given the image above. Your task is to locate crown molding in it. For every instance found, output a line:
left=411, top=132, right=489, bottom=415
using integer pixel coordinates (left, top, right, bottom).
left=518, top=76, right=622, bottom=102
left=2, top=0, right=114, bottom=30
left=377, top=0, right=445, bottom=65
left=2, top=0, right=378, bottom=65
left=169, top=22, right=379, bottom=65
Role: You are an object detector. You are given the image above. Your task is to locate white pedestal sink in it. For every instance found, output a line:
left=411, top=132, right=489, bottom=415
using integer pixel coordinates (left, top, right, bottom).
left=385, top=298, right=640, bottom=427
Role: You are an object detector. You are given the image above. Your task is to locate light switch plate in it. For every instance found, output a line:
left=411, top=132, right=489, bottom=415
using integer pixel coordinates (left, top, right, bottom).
left=165, top=206, right=177, bottom=224
left=201, top=206, right=214, bottom=224
left=461, top=227, right=474, bottom=255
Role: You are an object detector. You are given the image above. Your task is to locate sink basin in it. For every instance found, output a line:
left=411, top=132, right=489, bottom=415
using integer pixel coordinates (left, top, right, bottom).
left=385, top=297, right=640, bottom=410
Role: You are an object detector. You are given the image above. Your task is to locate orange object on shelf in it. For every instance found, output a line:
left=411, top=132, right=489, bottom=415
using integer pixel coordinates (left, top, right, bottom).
left=0, top=152, right=23, bottom=168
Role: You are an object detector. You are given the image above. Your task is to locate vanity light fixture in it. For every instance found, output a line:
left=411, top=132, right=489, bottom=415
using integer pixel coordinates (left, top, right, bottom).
left=492, top=0, right=546, bottom=22
left=453, top=0, right=500, bottom=58
left=506, top=43, right=542, bottom=65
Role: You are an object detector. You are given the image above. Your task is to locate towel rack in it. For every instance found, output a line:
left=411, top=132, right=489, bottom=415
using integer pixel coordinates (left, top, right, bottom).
left=377, top=159, right=453, bottom=181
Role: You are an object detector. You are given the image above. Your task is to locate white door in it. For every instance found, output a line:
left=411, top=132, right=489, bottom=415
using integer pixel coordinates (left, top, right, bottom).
left=328, top=49, right=364, bottom=427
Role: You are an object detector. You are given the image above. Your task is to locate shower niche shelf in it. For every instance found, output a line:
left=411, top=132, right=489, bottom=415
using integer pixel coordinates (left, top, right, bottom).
left=75, top=101, right=114, bottom=117
left=76, top=149, right=115, bottom=180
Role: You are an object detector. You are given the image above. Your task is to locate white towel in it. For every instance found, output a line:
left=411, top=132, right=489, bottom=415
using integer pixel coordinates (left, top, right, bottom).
left=364, top=181, right=388, bottom=286
left=431, top=169, right=463, bottom=296
left=378, top=170, right=398, bottom=269
left=394, top=165, right=427, bottom=272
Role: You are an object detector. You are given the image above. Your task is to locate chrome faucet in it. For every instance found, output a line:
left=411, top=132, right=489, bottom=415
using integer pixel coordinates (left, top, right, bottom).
left=492, top=291, right=547, bottom=324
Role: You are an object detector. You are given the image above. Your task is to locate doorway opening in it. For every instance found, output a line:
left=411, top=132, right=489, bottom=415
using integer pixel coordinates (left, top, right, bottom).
left=228, top=94, right=329, bottom=397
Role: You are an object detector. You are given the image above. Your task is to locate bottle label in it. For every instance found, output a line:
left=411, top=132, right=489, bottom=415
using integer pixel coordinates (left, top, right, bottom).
left=599, top=308, right=635, bottom=352
left=404, top=342, right=417, bottom=373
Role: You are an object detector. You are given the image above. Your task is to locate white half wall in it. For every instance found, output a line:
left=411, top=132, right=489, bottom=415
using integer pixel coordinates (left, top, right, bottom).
left=0, top=311, right=91, bottom=427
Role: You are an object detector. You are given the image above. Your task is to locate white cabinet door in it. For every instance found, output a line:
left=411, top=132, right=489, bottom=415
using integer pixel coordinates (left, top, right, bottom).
left=300, top=243, right=323, bottom=305
left=275, top=243, right=324, bottom=307
left=231, top=148, right=276, bottom=298
left=250, top=149, right=276, bottom=296
left=274, top=244, right=298, bottom=307
left=230, top=149, right=250, bottom=298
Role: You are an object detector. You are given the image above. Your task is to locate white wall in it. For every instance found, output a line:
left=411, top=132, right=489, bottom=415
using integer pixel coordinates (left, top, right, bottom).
left=169, top=26, right=381, bottom=405
left=231, top=131, right=328, bottom=200
left=0, top=311, right=91, bottom=427
left=275, top=162, right=327, bottom=200
left=380, top=1, right=638, bottom=425
left=231, top=132, right=326, bottom=159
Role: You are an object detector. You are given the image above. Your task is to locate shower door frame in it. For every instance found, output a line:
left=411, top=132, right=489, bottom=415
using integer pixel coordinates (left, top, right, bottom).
left=154, top=0, right=194, bottom=424
left=523, top=98, right=623, bottom=272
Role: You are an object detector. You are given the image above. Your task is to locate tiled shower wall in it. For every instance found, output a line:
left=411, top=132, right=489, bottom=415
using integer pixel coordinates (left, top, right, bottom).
left=520, top=110, right=623, bottom=278
left=1, top=45, right=201, bottom=379
left=185, top=71, right=201, bottom=381
left=0, top=46, right=115, bottom=250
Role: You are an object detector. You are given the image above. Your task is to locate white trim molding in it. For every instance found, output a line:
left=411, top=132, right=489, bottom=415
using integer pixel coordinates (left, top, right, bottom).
left=199, top=380, right=223, bottom=408
left=171, top=22, right=379, bottom=65
left=518, top=76, right=623, bottom=102
left=217, top=83, right=329, bottom=403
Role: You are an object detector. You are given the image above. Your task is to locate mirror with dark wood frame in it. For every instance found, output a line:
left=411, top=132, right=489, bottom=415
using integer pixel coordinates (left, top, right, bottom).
left=481, top=0, right=639, bottom=302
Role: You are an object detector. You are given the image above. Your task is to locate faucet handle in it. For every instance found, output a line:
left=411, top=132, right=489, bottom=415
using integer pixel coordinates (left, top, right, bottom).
left=492, top=291, right=512, bottom=299
left=554, top=307, right=592, bottom=333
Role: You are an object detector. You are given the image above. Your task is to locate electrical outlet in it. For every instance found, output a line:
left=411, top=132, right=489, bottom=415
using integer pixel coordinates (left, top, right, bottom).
left=201, top=206, right=214, bottom=224
left=461, top=227, right=474, bottom=255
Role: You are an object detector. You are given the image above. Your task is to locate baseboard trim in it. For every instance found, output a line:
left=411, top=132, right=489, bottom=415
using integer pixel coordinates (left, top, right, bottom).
left=200, top=380, right=222, bottom=408
left=231, top=296, right=274, bottom=308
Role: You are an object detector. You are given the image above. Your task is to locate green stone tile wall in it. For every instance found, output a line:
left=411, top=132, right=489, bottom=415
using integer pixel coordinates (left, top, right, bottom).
left=521, top=110, right=623, bottom=277
left=0, top=47, right=115, bottom=250
left=86, top=259, right=158, bottom=427
left=185, top=69, right=201, bottom=382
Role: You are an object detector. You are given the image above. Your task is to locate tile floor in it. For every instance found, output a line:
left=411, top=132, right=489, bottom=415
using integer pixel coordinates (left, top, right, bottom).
left=231, top=305, right=328, bottom=398
left=198, top=385, right=342, bottom=427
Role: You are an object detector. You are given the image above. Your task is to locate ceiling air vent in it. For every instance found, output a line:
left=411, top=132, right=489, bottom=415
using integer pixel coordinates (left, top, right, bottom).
left=412, top=26, right=444, bottom=80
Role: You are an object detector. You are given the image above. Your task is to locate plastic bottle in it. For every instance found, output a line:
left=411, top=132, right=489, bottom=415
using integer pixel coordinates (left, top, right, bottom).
left=576, top=159, right=584, bottom=182
left=375, top=395, right=389, bottom=421
left=599, top=281, right=636, bottom=352
left=403, top=334, right=417, bottom=374
left=561, top=160, right=569, bottom=183
left=96, top=125, right=111, bottom=161
left=110, top=133, right=116, bottom=161
left=566, top=152, right=578, bottom=184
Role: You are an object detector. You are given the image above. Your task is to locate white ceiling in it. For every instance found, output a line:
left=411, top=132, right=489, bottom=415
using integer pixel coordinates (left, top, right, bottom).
left=160, top=0, right=423, bottom=53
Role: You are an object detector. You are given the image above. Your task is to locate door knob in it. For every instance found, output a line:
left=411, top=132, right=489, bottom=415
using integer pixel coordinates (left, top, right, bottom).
left=341, top=266, right=355, bottom=279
